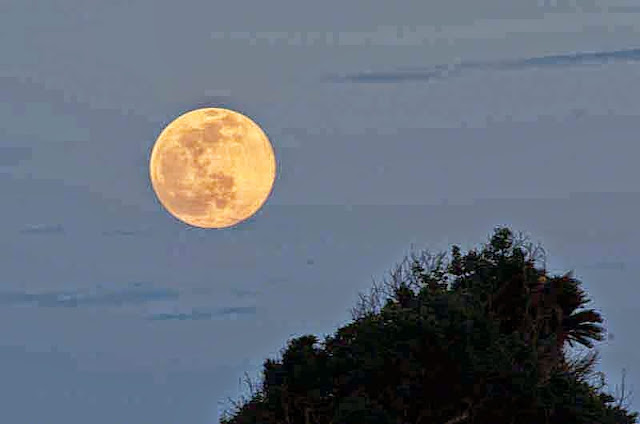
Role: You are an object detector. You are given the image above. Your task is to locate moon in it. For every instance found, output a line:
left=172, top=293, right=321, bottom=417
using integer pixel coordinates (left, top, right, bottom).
left=149, top=108, right=276, bottom=228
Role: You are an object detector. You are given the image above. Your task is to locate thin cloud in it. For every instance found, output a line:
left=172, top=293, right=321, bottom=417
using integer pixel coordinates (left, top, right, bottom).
left=0, top=146, right=32, bottom=166
left=218, top=306, right=257, bottom=315
left=585, top=261, right=627, bottom=271
left=148, top=310, right=215, bottom=321
left=500, top=47, right=640, bottom=69
left=101, top=229, right=148, bottom=237
left=327, top=47, right=640, bottom=83
left=0, top=283, right=179, bottom=308
left=19, top=224, right=65, bottom=235
left=229, top=288, right=258, bottom=298
left=607, top=5, right=640, bottom=13
left=326, top=68, right=456, bottom=83
left=148, top=305, right=257, bottom=321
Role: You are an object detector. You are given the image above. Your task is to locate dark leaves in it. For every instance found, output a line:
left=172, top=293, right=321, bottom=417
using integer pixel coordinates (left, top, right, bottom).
left=221, top=227, right=638, bottom=424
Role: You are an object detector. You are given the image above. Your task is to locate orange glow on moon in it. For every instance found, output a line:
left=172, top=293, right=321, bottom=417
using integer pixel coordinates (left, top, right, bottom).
left=149, top=108, right=276, bottom=228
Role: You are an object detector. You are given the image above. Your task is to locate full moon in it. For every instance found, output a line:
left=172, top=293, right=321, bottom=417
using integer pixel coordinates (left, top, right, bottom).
left=149, top=108, right=276, bottom=228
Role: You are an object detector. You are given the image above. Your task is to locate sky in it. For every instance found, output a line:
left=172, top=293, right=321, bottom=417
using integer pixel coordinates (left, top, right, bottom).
left=1, top=0, right=640, bottom=422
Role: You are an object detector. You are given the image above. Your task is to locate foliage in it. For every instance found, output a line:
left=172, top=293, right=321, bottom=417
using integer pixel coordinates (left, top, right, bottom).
left=220, top=226, right=638, bottom=424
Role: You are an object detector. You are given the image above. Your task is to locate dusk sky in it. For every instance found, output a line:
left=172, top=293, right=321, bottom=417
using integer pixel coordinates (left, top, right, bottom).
left=2, top=1, right=640, bottom=422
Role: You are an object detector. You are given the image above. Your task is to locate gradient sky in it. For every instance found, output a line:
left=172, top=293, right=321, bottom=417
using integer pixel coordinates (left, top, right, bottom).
left=2, top=1, right=640, bottom=422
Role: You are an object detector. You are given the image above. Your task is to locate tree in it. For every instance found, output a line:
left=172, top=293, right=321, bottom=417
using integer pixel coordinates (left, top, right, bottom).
left=220, top=226, right=638, bottom=424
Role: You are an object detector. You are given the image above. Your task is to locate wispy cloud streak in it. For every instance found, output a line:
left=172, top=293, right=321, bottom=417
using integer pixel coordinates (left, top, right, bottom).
left=585, top=261, right=627, bottom=270
left=19, top=224, right=65, bottom=235
left=148, top=306, right=257, bottom=321
left=328, top=47, right=640, bottom=83
left=0, top=283, right=179, bottom=308
left=101, top=229, right=147, bottom=237
left=0, top=146, right=32, bottom=166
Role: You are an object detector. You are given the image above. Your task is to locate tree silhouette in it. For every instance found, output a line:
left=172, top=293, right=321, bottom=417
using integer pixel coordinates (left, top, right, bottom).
left=220, top=226, right=638, bottom=424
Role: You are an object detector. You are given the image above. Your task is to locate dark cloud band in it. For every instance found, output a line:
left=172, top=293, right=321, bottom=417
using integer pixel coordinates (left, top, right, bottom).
left=328, top=47, right=640, bottom=83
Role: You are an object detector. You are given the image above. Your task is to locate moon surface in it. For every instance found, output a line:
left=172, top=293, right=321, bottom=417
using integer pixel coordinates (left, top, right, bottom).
left=149, top=108, right=276, bottom=228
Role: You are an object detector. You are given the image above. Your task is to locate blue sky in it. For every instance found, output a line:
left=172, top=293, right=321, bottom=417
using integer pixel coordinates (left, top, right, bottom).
left=1, top=0, right=640, bottom=422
